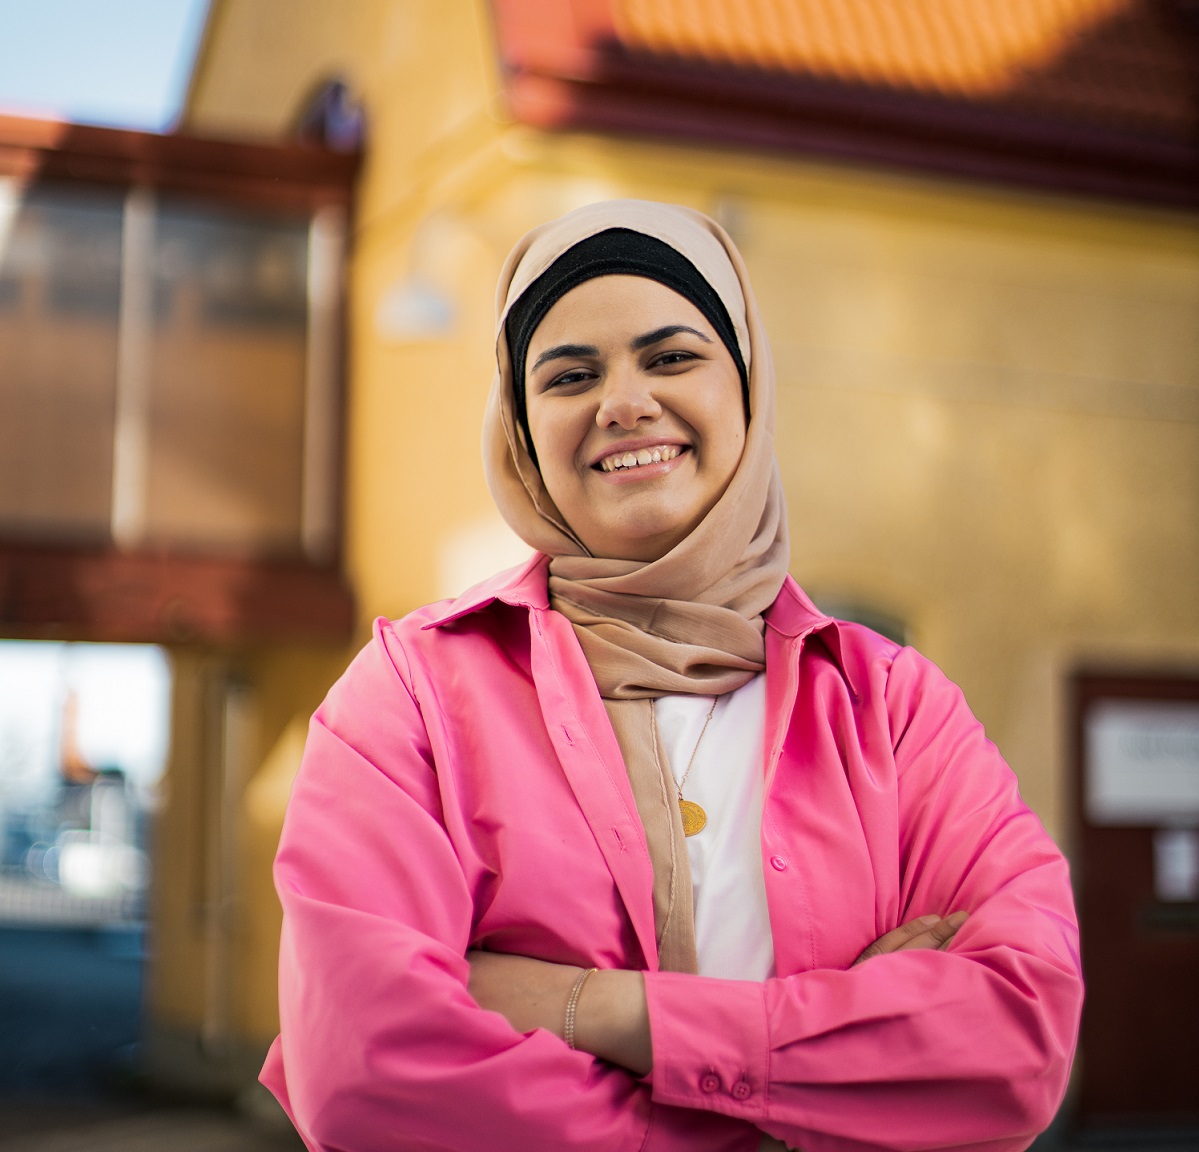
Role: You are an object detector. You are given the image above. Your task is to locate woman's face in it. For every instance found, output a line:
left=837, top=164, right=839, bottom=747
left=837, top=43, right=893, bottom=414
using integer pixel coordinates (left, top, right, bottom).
left=524, top=274, right=747, bottom=562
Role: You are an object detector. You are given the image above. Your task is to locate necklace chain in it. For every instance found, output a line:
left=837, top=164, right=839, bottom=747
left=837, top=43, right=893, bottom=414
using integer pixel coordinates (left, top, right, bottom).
left=652, top=695, right=718, bottom=799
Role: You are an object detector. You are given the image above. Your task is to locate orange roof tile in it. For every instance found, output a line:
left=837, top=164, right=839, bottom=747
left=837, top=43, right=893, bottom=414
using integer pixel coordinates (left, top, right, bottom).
left=489, top=0, right=1199, bottom=208
left=612, top=0, right=1135, bottom=97
left=603, top=0, right=1197, bottom=139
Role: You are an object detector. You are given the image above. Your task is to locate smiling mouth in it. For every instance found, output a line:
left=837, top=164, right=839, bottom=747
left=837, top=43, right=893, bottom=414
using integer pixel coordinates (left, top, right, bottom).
left=596, top=445, right=685, bottom=473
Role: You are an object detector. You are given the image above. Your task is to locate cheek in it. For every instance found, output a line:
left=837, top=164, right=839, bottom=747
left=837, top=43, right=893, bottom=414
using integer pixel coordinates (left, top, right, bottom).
left=704, top=398, right=748, bottom=477
left=525, top=403, right=553, bottom=469
left=714, top=432, right=746, bottom=491
left=527, top=406, right=584, bottom=492
left=723, top=413, right=747, bottom=458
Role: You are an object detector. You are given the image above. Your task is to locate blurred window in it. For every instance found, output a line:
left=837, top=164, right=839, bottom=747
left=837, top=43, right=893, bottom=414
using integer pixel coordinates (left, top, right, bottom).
left=0, top=186, right=123, bottom=541
left=0, top=179, right=340, bottom=561
left=145, top=200, right=311, bottom=553
left=0, top=121, right=356, bottom=643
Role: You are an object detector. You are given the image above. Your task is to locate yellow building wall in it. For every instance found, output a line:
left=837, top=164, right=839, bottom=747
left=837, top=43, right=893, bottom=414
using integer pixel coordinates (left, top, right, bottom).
left=148, top=642, right=347, bottom=1059
left=173, top=0, right=1199, bottom=1061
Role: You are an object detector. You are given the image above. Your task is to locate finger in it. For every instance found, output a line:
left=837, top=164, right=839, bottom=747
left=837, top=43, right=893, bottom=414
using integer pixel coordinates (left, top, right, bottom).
left=862, top=911, right=973, bottom=962
left=937, top=910, right=969, bottom=949
left=853, top=914, right=941, bottom=964
left=895, top=912, right=970, bottom=953
left=923, top=915, right=962, bottom=947
left=894, top=925, right=954, bottom=952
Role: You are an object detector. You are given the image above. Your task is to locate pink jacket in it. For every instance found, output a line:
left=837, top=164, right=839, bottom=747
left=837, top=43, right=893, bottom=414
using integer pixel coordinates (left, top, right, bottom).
left=262, top=554, right=1082, bottom=1152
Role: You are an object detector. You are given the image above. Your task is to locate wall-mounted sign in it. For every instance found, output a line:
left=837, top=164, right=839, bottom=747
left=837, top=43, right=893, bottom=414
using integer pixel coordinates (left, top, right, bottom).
left=1085, top=699, right=1199, bottom=826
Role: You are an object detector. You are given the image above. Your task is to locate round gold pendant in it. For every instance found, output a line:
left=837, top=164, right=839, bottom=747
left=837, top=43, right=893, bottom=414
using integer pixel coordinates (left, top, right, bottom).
left=678, top=798, right=707, bottom=836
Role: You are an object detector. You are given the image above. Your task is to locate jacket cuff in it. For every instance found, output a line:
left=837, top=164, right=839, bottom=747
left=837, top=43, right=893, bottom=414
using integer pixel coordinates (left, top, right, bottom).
left=644, top=972, right=769, bottom=1121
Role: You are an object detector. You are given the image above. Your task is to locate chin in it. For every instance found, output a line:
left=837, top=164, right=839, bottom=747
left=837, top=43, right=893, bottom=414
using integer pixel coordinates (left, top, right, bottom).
left=592, top=515, right=701, bottom=561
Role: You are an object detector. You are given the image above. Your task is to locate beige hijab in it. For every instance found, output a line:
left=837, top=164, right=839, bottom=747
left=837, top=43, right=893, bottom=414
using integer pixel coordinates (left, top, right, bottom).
left=483, top=200, right=788, bottom=972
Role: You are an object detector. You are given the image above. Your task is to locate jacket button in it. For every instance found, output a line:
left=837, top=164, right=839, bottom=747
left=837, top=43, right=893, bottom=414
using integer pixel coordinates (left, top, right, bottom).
left=770, top=855, right=788, bottom=871
left=731, top=1079, right=752, bottom=1100
left=700, top=1072, right=721, bottom=1094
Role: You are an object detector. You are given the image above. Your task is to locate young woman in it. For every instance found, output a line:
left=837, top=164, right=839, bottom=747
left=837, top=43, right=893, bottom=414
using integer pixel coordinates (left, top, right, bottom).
left=262, top=200, right=1083, bottom=1152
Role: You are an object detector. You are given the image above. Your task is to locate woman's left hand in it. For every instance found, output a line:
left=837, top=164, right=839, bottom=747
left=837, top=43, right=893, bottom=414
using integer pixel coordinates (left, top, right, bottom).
left=467, top=951, right=652, bottom=1075
left=852, top=911, right=969, bottom=965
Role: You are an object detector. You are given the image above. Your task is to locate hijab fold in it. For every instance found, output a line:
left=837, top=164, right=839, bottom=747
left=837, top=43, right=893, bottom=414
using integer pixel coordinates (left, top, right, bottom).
left=483, top=200, right=789, bottom=973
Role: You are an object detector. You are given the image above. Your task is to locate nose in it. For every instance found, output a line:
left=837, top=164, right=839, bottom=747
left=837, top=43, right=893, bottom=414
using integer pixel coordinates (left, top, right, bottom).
left=595, top=364, right=661, bottom=430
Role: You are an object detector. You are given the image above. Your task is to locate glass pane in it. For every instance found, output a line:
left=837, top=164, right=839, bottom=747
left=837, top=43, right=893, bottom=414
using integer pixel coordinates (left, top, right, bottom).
left=0, top=182, right=121, bottom=539
left=144, top=199, right=309, bottom=554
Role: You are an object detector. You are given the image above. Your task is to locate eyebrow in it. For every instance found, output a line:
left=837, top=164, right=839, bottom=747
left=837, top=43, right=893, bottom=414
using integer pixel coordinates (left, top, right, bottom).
left=531, top=343, right=598, bottom=371
left=630, top=324, right=712, bottom=350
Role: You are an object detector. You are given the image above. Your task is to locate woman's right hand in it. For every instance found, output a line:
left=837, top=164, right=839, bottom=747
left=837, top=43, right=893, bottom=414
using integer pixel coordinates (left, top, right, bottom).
left=761, top=915, right=965, bottom=1152
left=852, top=911, right=969, bottom=966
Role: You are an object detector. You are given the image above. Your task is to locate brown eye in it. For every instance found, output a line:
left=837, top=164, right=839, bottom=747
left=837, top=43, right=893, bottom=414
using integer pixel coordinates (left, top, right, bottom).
left=651, top=350, right=696, bottom=368
left=546, top=367, right=596, bottom=390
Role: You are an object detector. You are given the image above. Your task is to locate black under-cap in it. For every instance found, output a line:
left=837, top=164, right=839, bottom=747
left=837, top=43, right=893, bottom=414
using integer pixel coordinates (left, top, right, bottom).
left=505, top=227, right=749, bottom=465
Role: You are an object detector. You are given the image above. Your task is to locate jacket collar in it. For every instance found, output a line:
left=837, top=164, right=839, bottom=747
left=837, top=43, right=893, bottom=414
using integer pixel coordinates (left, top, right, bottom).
left=764, top=574, right=830, bottom=638
left=764, top=575, right=861, bottom=698
left=420, top=552, right=550, bottom=630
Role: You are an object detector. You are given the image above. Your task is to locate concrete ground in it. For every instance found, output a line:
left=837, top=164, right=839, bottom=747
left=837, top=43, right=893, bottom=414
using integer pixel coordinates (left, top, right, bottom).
left=0, top=1093, right=303, bottom=1152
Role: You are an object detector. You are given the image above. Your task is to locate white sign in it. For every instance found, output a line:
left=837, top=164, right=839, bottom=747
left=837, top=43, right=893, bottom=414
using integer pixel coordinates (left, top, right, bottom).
left=1153, top=828, right=1199, bottom=902
left=1085, top=699, right=1199, bottom=826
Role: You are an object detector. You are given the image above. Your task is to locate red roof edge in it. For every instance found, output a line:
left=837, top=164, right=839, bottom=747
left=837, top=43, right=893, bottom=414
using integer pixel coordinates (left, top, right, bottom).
left=0, top=113, right=360, bottom=212
left=491, top=0, right=1199, bottom=212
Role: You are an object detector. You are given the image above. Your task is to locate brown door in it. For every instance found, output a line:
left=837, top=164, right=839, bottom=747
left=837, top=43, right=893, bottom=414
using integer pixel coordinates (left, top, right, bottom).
left=1072, top=674, right=1199, bottom=1131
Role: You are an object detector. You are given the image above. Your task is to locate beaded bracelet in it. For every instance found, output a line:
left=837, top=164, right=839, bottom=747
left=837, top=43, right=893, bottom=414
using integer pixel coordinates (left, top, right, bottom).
left=564, top=967, right=597, bottom=1050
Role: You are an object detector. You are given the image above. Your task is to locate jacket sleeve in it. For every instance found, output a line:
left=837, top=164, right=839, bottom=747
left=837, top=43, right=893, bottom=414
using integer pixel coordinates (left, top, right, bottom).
left=261, top=619, right=761, bottom=1152
left=643, top=645, right=1083, bottom=1152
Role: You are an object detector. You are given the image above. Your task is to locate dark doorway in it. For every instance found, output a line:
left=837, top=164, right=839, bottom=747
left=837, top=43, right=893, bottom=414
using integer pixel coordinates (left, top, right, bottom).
left=1071, top=673, right=1199, bottom=1134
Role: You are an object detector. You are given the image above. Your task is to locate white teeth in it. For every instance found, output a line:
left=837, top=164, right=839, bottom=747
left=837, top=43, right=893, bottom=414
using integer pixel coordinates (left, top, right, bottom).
left=599, top=445, right=681, bottom=471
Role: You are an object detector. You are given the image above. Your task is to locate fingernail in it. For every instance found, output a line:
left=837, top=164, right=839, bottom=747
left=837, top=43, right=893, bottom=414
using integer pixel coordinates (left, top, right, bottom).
left=947, top=910, right=970, bottom=926
left=917, top=914, right=940, bottom=926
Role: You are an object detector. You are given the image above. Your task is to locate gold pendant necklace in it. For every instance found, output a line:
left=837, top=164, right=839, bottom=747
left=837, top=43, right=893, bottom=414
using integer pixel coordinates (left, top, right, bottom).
left=677, top=797, right=707, bottom=838
left=652, top=696, right=719, bottom=837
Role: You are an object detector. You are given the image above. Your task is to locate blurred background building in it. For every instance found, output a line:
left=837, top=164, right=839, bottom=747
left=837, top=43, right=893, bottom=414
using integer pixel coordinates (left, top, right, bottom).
left=1, top=0, right=1196, bottom=1146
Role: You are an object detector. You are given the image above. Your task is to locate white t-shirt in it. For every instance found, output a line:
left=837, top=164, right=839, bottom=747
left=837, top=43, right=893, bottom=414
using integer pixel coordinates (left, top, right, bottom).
left=653, top=675, right=775, bottom=981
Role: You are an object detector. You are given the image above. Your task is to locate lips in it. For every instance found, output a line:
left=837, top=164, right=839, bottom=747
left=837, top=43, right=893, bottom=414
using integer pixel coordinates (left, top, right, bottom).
left=597, top=444, right=684, bottom=473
